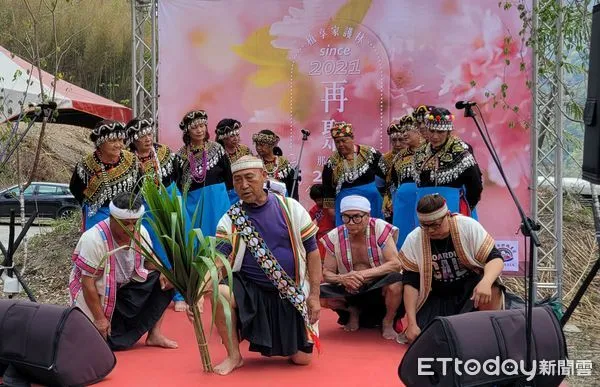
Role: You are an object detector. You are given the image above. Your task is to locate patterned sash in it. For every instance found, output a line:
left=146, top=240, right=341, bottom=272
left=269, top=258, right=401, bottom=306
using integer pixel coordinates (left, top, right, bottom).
left=226, top=202, right=320, bottom=351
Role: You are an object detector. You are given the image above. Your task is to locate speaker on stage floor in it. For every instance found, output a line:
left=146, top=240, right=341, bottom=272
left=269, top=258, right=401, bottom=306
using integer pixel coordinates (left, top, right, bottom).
left=0, top=300, right=115, bottom=387
left=398, top=306, right=567, bottom=387
left=582, top=4, right=600, bottom=184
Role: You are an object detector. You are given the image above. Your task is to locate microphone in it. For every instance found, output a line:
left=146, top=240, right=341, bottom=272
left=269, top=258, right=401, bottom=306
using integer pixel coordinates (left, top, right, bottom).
left=455, top=100, right=477, bottom=110
left=301, top=128, right=310, bottom=137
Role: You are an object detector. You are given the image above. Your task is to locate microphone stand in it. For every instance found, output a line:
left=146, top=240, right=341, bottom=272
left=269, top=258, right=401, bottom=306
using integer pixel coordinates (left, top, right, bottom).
left=0, top=210, right=37, bottom=302
left=463, top=105, right=541, bottom=385
left=290, top=130, right=310, bottom=199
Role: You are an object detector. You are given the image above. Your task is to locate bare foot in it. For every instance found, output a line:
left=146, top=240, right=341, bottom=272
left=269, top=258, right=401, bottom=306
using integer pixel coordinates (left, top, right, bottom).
left=396, top=332, right=409, bottom=344
left=146, top=333, right=178, bottom=349
left=343, top=308, right=360, bottom=332
left=382, top=322, right=397, bottom=340
left=214, top=356, right=244, bottom=375
left=174, top=301, right=187, bottom=312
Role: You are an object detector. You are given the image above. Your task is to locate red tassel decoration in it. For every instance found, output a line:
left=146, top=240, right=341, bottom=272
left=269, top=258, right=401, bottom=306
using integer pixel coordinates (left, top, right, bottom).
left=310, top=331, right=322, bottom=354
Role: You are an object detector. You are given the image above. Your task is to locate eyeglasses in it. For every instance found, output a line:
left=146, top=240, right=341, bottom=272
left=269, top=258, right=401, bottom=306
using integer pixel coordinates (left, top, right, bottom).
left=420, top=216, right=446, bottom=230
left=342, top=213, right=367, bottom=224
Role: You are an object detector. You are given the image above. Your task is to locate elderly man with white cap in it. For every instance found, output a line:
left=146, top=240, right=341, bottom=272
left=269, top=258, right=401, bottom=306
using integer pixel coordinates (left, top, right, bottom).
left=319, top=194, right=404, bottom=341
left=399, top=193, right=506, bottom=344
left=68, top=191, right=177, bottom=351
left=195, top=155, right=322, bottom=376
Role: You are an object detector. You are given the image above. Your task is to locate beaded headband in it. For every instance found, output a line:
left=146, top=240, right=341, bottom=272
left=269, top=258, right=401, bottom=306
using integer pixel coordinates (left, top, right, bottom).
left=413, top=105, right=433, bottom=123
left=179, top=110, right=208, bottom=132
left=127, top=118, right=155, bottom=142
left=425, top=112, right=455, bottom=131
left=330, top=122, right=354, bottom=139
left=399, top=115, right=417, bottom=133
left=216, top=122, right=242, bottom=140
left=92, top=121, right=127, bottom=147
left=387, top=121, right=402, bottom=137
left=252, top=132, right=280, bottom=146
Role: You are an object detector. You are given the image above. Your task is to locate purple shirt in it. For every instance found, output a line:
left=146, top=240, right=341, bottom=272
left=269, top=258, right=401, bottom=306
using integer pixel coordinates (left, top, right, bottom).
left=218, top=193, right=317, bottom=287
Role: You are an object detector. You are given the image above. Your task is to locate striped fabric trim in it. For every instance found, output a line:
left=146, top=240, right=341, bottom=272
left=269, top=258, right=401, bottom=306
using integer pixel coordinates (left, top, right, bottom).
left=475, top=234, right=496, bottom=264
left=97, top=220, right=117, bottom=321
left=300, top=222, right=318, bottom=241
left=215, top=230, right=229, bottom=240
left=377, top=223, right=394, bottom=247
left=274, top=195, right=300, bottom=282
left=320, top=234, right=336, bottom=255
left=338, top=227, right=351, bottom=272
left=399, top=251, right=419, bottom=272
left=73, top=253, right=104, bottom=275
left=369, top=219, right=380, bottom=267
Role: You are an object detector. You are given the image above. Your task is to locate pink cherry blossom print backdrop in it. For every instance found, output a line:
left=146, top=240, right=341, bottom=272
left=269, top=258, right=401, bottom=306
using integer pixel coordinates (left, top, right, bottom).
left=157, top=0, right=532, bottom=275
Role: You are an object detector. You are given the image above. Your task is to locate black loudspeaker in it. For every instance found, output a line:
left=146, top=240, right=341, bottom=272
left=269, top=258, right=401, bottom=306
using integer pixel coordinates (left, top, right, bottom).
left=0, top=300, right=116, bottom=386
left=582, top=4, right=600, bottom=184
left=399, top=306, right=567, bottom=387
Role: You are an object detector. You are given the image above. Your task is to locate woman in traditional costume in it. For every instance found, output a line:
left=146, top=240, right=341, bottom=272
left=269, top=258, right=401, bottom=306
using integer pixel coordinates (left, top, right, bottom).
left=70, top=120, right=139, bottom=231
left=252, top=129, right=298, bottom=200
left=413, top=105, right=433, bottom=142
left=390, top=114, right=425, bottom=248
left=321, top=121, right=385, bottom=226
left=175, top=110, right=233, bottom=237
left=215, top=118, right=252, bottom=204
left=126, top=117, right=186, bottom=311
left=412, top=107, right=483, bottom=223
left=380, top=120, right=406, bottom=222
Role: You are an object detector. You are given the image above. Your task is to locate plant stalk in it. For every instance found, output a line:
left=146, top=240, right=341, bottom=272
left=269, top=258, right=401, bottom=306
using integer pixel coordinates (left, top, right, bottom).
left=192, top=301, right=213, bottom=373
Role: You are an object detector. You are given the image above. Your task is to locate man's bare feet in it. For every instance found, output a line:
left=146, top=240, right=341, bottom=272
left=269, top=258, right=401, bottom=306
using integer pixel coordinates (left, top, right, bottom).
left=343, top=308, right=360, bottom=332
left=146, top=332, right=178, bottom=349
left=382, top=321, right=397, bottom=340
left=214, top=355, right=244, bottom=375
left=174, top=301, right=187, bottom=312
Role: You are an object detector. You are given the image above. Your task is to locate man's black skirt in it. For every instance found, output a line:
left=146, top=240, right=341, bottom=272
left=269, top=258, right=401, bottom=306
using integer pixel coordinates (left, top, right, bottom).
left=108, top=271, right=174, bottom=351
left=231, top=272, right=313, bottom=357
left=415, top=275, right=506, bottom=328
left=320, top=272, right=404, bottom=328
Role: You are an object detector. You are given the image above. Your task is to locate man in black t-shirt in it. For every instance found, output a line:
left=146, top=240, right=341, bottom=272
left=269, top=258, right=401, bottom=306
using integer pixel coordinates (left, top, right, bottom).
left=399, top=194, right=506, bottom=344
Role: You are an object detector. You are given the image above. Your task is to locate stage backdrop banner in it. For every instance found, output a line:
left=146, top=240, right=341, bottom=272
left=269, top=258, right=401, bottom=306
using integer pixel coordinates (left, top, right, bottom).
left=158, top=0, right=533, bottom=274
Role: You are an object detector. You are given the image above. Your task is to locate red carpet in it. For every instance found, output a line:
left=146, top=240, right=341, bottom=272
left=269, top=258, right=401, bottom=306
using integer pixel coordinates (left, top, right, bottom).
left=97, top=303, right=407, bottom=387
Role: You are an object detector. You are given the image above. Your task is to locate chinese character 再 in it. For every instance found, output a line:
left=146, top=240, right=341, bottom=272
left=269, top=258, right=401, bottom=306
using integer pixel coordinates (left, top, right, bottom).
left=306, top=34, right=317, bottom=46
left=557, top=359, right=574, bottom=376
left=343, top=26, right=354, bottom=39
left=317, top=155, right=329, bottom=167
left=321, top=81, right=348, bottom=113
left=319, top=28, right=327, bottom=40
left=355, top=31, right=365, bottom=45
left=331, top=25, right=340, bottom=37
left=321, top=119, right=336, bottom=151
left=539, top=360, right=556, bottom=376
left=575, top=360, right=593, bottom=376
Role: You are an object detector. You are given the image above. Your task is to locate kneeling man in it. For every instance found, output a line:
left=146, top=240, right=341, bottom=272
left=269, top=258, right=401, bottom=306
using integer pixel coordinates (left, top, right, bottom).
left=400, top=194, right=505, bottom=343
left=196, top=155, right=321, bottom=375
left=320, top=195, right=404, bottom=340
left=68, top=192, right=177, bottom=350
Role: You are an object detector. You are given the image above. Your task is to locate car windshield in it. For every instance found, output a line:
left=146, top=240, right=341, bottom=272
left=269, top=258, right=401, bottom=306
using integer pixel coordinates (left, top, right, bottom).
left=5, top=185, right=35, bottom=197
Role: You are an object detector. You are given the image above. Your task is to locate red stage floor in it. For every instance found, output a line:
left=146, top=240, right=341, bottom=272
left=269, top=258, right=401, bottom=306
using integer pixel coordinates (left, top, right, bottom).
left=97, top=304, right=408, bottom=387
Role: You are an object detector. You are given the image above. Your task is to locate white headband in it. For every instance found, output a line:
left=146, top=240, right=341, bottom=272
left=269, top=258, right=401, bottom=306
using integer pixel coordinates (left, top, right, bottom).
left=340, top=195, right=371, bottom=213
left=417, top=203, right=449, bottom=222
left=109, top=202, right=145, bottom=219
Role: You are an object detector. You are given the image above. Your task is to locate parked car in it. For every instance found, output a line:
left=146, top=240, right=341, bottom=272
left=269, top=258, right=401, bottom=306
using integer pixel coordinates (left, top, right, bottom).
left=0, top=182, right=80, bottom=219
